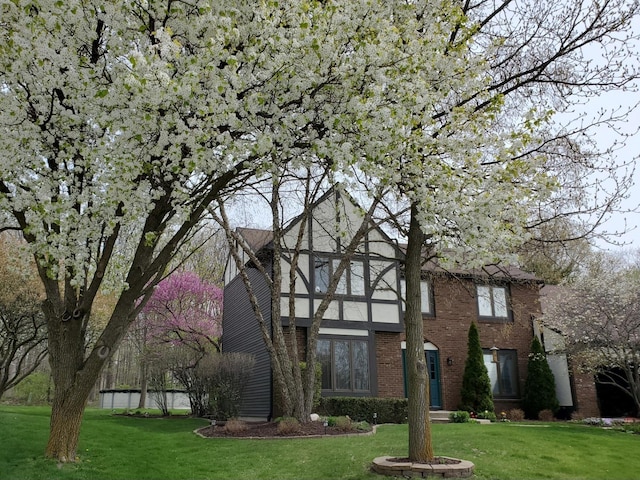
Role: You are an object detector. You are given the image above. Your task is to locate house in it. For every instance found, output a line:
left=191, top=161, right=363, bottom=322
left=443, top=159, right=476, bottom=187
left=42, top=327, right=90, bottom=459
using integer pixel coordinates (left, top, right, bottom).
left=222, top=190, right=598, bottom=419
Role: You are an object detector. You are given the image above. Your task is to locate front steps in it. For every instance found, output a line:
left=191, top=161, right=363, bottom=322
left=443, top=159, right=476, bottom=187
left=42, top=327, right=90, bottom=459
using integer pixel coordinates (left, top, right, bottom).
left=429, top=410, right=451, bottom=423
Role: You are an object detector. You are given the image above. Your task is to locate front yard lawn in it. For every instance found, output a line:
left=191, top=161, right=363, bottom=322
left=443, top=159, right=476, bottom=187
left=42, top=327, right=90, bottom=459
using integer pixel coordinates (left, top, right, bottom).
left=1, top=406, right=639, bottom=479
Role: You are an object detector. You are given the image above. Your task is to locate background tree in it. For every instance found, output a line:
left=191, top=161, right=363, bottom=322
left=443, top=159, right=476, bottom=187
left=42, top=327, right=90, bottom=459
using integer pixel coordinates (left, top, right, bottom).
left=0, top=235, right=47, bottom=401
left=517, top=219, right=594, bottom=284
left=542, top=251, right=640, bottom=414
left=522, top=336, right=559, bottom=419
left=460, top=322, right=495, bottom=414
left=141, top=271, right=222, bottom=353
left=137, top=271, right=222, bottom=414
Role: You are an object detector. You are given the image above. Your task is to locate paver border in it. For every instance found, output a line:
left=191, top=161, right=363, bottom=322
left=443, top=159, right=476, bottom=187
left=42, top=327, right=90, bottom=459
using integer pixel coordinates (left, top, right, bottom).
left=371, top=455, right=475, bottom=478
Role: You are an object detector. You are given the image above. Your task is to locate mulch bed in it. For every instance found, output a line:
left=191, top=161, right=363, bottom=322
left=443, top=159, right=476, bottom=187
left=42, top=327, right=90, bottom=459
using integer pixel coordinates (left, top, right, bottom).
left=198, top=421, right=372, bottom=438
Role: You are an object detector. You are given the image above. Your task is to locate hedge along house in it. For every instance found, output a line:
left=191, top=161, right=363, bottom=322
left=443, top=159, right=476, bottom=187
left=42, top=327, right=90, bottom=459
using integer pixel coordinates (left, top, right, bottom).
left=222, top=190, right=595, bottom=419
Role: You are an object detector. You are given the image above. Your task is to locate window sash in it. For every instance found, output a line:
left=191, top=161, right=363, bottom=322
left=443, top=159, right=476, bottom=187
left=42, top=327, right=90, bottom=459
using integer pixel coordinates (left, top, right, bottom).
left=315, top=256, right=365, bottom=297
left=483, top=350, right=518, bottom=397
left=314, top=257, right=330, bottom=293
left=477, top=285, right=509, bottom=319
left=317, top=338, right=370, bottom=392
left=400, top=279, right=432, bottom=314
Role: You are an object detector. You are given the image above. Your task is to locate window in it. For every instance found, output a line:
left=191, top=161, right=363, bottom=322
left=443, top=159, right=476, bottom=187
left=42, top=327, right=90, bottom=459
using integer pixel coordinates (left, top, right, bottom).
left=317, top=338, right=370, bottom=392
left=483, top=349, right=518, bottom=397
left=400, top=279, right=432, bottom=314
left=314, top=256, right=365, bottom=296
left=476, top=285, right=509, bottom=320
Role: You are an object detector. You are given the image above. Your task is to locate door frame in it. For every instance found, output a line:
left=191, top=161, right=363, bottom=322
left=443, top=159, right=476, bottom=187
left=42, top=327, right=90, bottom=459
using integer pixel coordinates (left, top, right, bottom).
left=401, top=341, right=442, bottom=409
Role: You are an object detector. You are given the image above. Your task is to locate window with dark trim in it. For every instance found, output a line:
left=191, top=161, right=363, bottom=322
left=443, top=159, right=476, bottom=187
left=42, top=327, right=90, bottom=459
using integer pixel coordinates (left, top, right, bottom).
left=476, top=285, right=510, bottom=321
left=399, top=279, right=433, bottom=315
left=314, top=256, right=365, bottom=296
left=483, top=349, right=519, bottom=397
left=317, top=338, right=370, bottom=392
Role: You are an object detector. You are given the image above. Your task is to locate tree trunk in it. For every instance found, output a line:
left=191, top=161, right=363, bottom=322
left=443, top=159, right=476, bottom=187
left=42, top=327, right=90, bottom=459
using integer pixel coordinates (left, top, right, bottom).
left=45, top=392, right=87, bottom=462
left=138, top=361, right=148, bottom=409
left=405, top=203, right=434, bottom=462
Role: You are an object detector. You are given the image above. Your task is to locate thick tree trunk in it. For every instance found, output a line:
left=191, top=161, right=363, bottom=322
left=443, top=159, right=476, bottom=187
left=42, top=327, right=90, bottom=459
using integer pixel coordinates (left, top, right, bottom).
left=45, top=392, right=87, bottom=462
left=405, top=203, right=434, bottom=462
left=42, top=289, right=138, bottom=462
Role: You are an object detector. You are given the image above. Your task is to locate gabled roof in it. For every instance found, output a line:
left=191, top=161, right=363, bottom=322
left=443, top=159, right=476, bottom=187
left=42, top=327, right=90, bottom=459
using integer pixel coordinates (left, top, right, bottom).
left=424, top=260, right=542, bottom=283
left=236, top=228, right=273, bottom=252
left=397, top=244, right=543, bottom=284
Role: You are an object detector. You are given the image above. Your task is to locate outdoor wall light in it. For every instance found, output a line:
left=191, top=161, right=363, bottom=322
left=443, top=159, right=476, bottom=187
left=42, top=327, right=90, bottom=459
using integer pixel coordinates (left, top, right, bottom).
left=491, top=346, right=499, bottom=363
left=446, top=357, right=453, bottom=366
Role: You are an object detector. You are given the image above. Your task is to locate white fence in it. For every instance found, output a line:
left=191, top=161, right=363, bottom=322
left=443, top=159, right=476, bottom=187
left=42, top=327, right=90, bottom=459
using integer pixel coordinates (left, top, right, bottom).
left=99, top=389, right=191, bottom=410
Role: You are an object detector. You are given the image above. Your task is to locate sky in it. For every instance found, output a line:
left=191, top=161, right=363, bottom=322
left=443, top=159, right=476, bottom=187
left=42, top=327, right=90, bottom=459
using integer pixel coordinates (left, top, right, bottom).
left=590, top=84, right=640, bottom=251
left=575, top=16, right=640, bottom=252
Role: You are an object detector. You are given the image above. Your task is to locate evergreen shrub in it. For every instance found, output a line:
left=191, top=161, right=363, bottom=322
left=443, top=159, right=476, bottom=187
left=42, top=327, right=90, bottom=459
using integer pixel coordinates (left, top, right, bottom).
left=459, top=322, right=494, bottom=413
left=522, top=336, right=559, bottom=419
left=318, top=396, right=407, bottom=424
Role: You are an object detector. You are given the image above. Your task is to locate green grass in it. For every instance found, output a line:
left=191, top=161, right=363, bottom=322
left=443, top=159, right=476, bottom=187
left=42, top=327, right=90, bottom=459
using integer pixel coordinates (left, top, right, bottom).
left=2, top=406, right=640, bottom=479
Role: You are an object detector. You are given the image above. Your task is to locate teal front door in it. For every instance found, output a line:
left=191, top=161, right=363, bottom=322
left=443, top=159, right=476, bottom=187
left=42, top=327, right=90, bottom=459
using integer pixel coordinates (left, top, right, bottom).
left=402, top=349, right=442, bottom=409
left=426, top=350, right=442, bottom=409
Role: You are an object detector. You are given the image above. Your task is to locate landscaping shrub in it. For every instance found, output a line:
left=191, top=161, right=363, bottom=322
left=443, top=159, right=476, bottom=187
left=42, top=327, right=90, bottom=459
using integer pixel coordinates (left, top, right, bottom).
left=223, top=418, right=248, bottom=433
left=449, top=411, right=471, bottom=423
left=620, top=423, right=640, bottom=434
left=508, top=408, right=525, bottom=421
left=276, top=417, right=301, bottom=435
left=353, top=421, right=371, bottom=431
left=477, top=410, right=497, bottom=422
left=459, top=322, right=494, bottom=413
left=327, top=416, right=352, bottom=431
left=522, top=336, right=559, bottom=419
left=207, top=352, right=255, bottom=420
left=318, top=396, right=407, bottom=424
left=539, top=409, right=555, bottom=422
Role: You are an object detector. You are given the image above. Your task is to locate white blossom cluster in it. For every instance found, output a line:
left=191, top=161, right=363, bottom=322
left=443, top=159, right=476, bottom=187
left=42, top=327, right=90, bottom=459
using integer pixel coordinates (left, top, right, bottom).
left=543, top=272, right=640, bottom=371
left=0, top=0, right=556, bottom=287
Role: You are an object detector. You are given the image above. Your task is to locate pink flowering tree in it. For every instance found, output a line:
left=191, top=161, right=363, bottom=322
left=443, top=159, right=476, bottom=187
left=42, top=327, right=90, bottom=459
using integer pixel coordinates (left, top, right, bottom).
left=138, top=271, right=222, bottom=415
left=142, top=271, right=222, bottom=352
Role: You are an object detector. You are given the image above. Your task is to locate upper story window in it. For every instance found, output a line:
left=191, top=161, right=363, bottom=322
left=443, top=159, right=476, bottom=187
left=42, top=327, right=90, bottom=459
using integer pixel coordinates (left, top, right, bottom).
left=476, top=285, right=510, bottom=321
left=400, top=279, right=432, bottom=315
left=314, top=256, right=365, bottom=296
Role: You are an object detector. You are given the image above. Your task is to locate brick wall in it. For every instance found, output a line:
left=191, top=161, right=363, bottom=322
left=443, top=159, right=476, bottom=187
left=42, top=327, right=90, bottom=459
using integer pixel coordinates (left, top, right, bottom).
left=571, top=369, right=600, bottom=418
left=375, top=331, right=404, bottom=397
left=375, top=275, right=541, bottom=412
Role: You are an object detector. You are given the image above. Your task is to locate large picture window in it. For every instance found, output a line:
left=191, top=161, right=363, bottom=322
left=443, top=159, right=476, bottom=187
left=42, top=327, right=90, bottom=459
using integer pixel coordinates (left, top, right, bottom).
left=476, top=285, right=510, bottom=321
left=314, top=256, right=365, bottom=296
left=317, top=338, right=370, bottom=392
left=399, top=279, right=432, bottom=314
left=483, top=349, right=519, bottom=397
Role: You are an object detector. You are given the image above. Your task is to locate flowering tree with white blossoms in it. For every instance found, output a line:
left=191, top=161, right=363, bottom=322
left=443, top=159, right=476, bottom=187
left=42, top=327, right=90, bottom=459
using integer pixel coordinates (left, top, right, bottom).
left=360, top=0, right=639, bottom=461
left=0, top=0, right=446, bottom=462
left=543, top=253, right=640, bottom=415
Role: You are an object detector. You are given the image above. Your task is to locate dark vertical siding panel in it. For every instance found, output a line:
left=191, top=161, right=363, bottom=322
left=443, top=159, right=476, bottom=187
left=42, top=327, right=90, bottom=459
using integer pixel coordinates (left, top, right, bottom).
left=222, top=266, right=272, bottom=419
